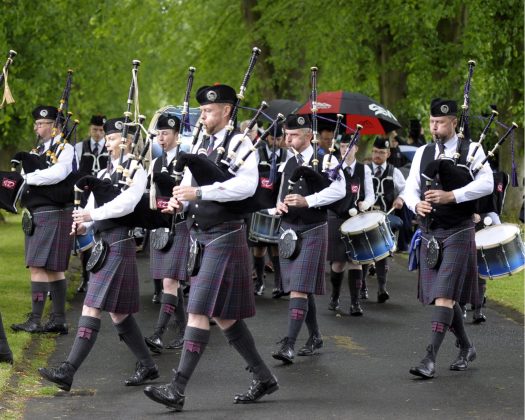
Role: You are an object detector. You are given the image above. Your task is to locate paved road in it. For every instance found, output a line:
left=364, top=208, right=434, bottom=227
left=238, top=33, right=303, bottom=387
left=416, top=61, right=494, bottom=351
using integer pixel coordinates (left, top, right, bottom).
left=25, top=252, right=524, bottom=419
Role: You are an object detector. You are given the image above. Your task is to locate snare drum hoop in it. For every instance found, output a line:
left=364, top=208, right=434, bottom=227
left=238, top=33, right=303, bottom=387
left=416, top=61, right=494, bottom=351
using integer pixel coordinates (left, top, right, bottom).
left=249, top=212, right=281, bottom=242
left=479, top=264, right=525, bottom=280
left=340, top=211, right=387, bottom=235
left=476, top=224, right=522, bottom=250
left=348, top=250, right=391, bottom=265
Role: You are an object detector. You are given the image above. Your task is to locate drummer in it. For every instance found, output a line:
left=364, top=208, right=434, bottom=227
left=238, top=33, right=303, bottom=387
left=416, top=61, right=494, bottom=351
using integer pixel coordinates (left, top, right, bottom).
left=249, top=123, right=288, bottom=297
left=361, top=136, right=405, bottom=303
left=327, top=133, right=375, bottom=316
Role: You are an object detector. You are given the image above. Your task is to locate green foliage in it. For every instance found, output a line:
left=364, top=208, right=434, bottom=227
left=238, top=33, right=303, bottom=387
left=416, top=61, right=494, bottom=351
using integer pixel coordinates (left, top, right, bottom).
left=0, top=0, right=522, bottom=161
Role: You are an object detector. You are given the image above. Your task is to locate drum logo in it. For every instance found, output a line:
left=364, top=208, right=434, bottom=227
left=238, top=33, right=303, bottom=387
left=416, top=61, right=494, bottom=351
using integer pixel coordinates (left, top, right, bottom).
left=156, top=197, right=170, bottom=209
left=260, top=177, right=274, bottom=190
left=2, top=177, right=16, bottom=190
left=497, top=182, right=503, bottom=192
left=351, top=185, right=359, bottom=193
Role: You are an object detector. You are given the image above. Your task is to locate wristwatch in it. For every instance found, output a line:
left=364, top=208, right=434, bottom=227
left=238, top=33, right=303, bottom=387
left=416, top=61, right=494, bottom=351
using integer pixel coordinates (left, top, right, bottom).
left=195, top=187, right=202, bottom=200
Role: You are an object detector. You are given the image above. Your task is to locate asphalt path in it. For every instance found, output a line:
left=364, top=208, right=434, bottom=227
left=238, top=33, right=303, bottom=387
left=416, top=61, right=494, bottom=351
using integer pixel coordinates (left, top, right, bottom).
left=25, top=251, right=524, bottom=419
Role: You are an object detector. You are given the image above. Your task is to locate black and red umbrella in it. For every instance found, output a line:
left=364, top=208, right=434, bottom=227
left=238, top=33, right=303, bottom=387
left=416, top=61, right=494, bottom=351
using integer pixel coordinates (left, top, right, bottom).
left=263, top=99, right=301, bottom=121
left=296, top=90, right=402, bottom=135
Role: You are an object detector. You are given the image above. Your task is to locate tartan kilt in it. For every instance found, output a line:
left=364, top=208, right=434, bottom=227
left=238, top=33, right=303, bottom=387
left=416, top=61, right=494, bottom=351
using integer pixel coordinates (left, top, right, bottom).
left=150, top=221, right=190, bottom=281
left=327, top=214, right=348, bottom=262
left=279, top=221, right=327, bottom=295
left=187, top=221, right=255, bottom=320
left=418, top=220, right=480, bottom=306
left=84, top=227, right=139, bottom=314
left=25, top=206, right=73, bottom=272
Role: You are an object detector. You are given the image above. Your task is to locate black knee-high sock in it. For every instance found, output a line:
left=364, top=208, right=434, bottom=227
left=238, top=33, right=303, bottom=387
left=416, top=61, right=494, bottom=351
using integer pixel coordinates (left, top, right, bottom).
left=30, top=282, right=49, bottom=322
left=348, top=270, right=362, bottom=304
left=253, top=256, right=265, bottom=283
left=114, top=315, right=155, bottom=368
left=361, top=264, right=368, bottom=290
left=223, top=320, right=272, bottom=381
left=270, top=255, right=282, bottom=289
left=153, top=278, right=162, bottom=295
left=376, top=259, right=388, bottom=290
left=449, top=303, right=472, bottom=348
left=154, top=293, right=178, bottom=336
left=175, top=288, right=187, bottom=333
left=427, top=306, right=454, bottom=361
left=304, top=294, right=320, bottom=337
left=286, top=298, right=308, bottom=347
left=66, top=316, right=101, bottom=370
left=330, top=270, right=344, bottom=299
left=173, top=326, right=210, bottom=394
left=48, top=279, right=67, bottom=323
left=475, top=278, right=486, bottom=309
left=0, top=313, right=12, bottom=356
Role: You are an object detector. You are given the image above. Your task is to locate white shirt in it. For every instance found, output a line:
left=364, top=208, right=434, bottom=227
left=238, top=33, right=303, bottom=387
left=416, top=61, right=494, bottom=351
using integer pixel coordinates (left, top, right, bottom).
left=279, top=144, right=346, bottom=208
left=401, top=134, right=494, bottom=213
left=370, top=162, right=406, bottom=196
left=26, top=136, right=75, bottom=186
left=180, top=127, right=258, bottom=202
left=343, top=160, right=375, bottom=211
left=84, top=157, right=147, bottom=222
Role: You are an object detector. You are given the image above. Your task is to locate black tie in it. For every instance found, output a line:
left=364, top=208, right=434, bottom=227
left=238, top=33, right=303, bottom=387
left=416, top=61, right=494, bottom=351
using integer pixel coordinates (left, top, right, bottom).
left=93, top=142, right=99, bottom=156
left=37, top=144, right=45, bottom=155
left=375, top=166, right=383, bottom=178
left=296, top=154, right=304, bottom=166
left=207, top=135, right=216, bottom=155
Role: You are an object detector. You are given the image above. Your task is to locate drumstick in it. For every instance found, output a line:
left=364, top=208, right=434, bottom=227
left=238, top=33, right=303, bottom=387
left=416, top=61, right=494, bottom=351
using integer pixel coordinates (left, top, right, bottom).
left=386, top=207, right=395, bottom=216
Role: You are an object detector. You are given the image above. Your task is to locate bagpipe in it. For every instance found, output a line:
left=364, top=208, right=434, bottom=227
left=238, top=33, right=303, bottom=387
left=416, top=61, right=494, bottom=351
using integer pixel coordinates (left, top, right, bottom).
left=421, top=60, right=519, bottom=231
left=168, top=47, right=285, bottom=213
left=1, top=66, right=81, bottom=212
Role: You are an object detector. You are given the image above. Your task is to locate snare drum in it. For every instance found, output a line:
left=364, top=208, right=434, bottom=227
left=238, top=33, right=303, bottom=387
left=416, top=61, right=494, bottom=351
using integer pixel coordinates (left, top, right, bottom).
left=475, top=223, right=525, bottom=280
left=75, top=231, right=94, bottom=253
left=249, top=212, right=282, bottom=244
left=340, top=211, right=396, bottom=264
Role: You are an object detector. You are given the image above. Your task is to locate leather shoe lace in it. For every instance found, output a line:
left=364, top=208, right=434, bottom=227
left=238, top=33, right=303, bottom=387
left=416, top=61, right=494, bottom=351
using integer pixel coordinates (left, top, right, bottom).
left=350, top=302, right=364, bottom=316
left=271, top=338, right=294, bottom=364
left=125, top=362, right=159, bottom=386
left=409, top=345, right=435, bottom=379
left=328, top=296, right=340, bottom=311
left=43, top=314, right=68, bottom=335
left=11, top=313, right=42, bottom=333
left=360, top=288, right=369, bottom=300
left=38, top=362, right=76, bottom=391
left=144, top=383, right=185, bottom=411
left=297, top=334, right=323, bottom=356
left=145, top=333, right=164, bottom=354
left=450, top=345, right=476, bottom=371
left=234, top=375, right=279, bottom=404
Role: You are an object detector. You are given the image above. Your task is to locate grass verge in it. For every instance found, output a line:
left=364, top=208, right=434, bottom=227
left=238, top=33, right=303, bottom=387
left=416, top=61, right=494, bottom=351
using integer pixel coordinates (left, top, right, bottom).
left=0, top=212, right=80, bottom=419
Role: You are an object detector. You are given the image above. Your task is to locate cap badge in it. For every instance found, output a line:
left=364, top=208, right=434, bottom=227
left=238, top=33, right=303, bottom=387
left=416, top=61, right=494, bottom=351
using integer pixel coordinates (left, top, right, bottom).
left=297, top=116, right=305, bottom=125
left=385, top=141, right=390, bottom=148
left=40, top=109, right=48, bottom=117
left=168, top=118, right=175, bottom=127
left=115, top=121, right=123, bottom=130
left=440, top=104, right=449, bottom=114
left=206, top=91, right=217, bottom=102
left=102, top=118, right=107, bottom=124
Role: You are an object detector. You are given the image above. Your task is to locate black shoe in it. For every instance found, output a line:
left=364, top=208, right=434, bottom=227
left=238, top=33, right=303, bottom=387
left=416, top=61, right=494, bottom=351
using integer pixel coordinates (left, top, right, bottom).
left=360, top=288, right=369, bottom=300
left=450, top=345, right=476, bottom=371
left=472, top=308, right=486, bottom=324
left=38, top=362, right=76, bottom=391
left=368, top=265, right=376, bottom=276
left=77, top=279, right=88, bottom=293
left=11, top=314, right=42, bottom=333
left=145, top=334, right=164, bottom=354
left=165, top=334, right=184, bottom=350
left=409, top=357, right=435, bottom=379
left=144, top=383, right=185, bottom=411
left=254, top=281, right=265, bottom=296
left=125, top=362, right=159, bottom=386
left=271, top=338, right=294, bottom=364
left=350, top=302, right=364, bottom=316
left=234, top=375, right=279, bottom=403
left=0, top=352, right=13, bottom=364
left=152, top=293, right=161, bottom=304
left=271, top=288, right=289, bottom=299
left=377, top=289, right=390, bottom=304
left=43, top=315, right=68, bottom=335
left=328, top=296, right=340, bottom=311
left=297, top=334, right=323, bottom=356
left=264, top=263, right=275, bottom=273
left=409, top=346, right=435, bottom=379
